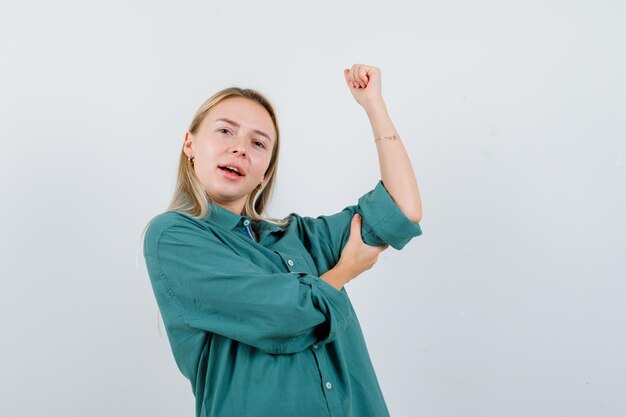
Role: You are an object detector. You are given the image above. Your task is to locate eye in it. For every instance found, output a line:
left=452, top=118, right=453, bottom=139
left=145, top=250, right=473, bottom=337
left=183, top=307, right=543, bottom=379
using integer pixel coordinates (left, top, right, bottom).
left=218, top=128, right=232, bottom=135
left=254, top=141, right=265, bottom=149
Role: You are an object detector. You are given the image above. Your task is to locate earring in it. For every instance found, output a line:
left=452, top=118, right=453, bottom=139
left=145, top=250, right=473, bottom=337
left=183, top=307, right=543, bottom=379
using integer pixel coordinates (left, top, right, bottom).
left=188, top=156, right=194, bottom=167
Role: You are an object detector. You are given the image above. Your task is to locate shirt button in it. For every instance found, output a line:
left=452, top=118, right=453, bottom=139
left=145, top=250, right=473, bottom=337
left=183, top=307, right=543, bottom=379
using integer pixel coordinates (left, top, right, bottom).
left=243, top=219, right=250, bottom=226
left=312, top=344, right=318, bottom=349
left=287, top=259, right=294, bottom=266
left=325, top=382, right=332, bottom=389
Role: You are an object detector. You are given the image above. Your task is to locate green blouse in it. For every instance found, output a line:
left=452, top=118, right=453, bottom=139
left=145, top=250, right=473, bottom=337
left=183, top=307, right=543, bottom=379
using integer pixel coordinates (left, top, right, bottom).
left=143, top=180, right=423, bottom=417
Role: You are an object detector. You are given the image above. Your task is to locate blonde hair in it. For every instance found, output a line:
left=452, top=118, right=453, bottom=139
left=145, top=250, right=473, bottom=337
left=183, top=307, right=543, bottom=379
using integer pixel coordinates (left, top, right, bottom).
left=143, top=87, right=289, bottom=237
left=139, top=87, right=289, bottom=335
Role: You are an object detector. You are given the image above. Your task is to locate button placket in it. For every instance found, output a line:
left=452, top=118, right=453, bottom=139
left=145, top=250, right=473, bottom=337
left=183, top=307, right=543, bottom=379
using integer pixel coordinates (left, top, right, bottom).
left=242, top=219, right=256, bottom=242
left=309, top=339, right=340, bottom=413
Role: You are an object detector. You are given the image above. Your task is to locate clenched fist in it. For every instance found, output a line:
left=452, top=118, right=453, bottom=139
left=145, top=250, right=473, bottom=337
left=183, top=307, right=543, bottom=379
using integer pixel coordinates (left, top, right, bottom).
left=343, top=64, right=383, bottom=107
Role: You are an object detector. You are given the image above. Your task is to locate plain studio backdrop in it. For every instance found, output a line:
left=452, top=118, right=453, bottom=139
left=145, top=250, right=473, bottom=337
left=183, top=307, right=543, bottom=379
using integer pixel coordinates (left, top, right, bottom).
left=1, top=1, right=624, bottom=416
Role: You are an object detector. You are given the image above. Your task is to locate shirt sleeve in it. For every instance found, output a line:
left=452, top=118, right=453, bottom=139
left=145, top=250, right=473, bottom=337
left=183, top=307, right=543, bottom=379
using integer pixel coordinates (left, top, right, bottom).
left=294, top=180, right=423, bottom=270
left=143, top=217, right=353, bottom=355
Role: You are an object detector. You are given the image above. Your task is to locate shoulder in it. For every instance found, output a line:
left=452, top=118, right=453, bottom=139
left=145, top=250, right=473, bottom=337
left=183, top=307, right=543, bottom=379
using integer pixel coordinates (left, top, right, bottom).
left=278, top=212, right=333, bottom=239
left=280, top=212, right=309, bottom=229
left=143, top=211, right=206, bottom=254
left=145, top=211, right=202, bottom=235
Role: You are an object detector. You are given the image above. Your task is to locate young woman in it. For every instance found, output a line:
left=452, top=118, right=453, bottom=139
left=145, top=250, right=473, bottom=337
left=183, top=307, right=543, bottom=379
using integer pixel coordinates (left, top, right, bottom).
left=143, top=63, right=423, bottom=417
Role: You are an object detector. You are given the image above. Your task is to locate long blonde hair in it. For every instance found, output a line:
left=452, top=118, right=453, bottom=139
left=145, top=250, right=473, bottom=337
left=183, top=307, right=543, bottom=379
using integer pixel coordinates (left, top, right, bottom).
left=168, top=87, right=288, bottom=225
left=143, top=87, right=288, bottom=236
left=139, top=87, right=289, bottom=335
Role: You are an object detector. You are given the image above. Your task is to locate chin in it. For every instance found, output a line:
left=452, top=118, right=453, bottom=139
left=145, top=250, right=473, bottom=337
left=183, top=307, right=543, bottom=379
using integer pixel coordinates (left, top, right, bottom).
left=209, top=186, right=251, bottom=199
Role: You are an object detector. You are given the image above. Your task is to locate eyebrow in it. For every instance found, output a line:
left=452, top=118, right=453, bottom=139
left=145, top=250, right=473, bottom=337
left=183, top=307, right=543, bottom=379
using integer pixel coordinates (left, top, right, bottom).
left=214, top=118, right=273, bottom=143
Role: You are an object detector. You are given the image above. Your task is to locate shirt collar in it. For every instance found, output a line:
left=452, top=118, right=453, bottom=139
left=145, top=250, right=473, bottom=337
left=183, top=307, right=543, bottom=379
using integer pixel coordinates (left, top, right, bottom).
left=204, top=201, right=285, bottom=233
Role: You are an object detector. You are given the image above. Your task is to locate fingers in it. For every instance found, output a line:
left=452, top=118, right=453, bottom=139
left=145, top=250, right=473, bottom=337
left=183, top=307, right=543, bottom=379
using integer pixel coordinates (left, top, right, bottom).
left=351, top=64, right=363, bottom=88
left=343, top=68, right=350, bottom=84
left=356, top=64, right=369, bottom=85
left=353, top=64, right=367, bottom=87
left=350, top=213, right=364, bottom=242
left=345, top=64, right=367, bottom=88
left=350, top=214, right=391, bottom=252
left=345, top=64, right=376, bottom=89
left=345, top=69, right=360, bottom=89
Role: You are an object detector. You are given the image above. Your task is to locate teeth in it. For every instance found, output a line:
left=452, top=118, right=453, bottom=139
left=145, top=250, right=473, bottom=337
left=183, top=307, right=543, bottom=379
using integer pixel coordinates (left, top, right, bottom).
left=226, top=166, right=240, bottom=173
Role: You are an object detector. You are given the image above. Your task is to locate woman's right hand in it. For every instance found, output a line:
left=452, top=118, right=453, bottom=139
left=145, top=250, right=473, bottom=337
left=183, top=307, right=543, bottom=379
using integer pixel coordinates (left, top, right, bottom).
left=336, top=213, right=388, bottom=282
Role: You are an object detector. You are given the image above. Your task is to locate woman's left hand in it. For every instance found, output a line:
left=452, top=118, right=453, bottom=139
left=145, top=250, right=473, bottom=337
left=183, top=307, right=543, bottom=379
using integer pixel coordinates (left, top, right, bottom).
left=343, top=64, right=384, bottom=108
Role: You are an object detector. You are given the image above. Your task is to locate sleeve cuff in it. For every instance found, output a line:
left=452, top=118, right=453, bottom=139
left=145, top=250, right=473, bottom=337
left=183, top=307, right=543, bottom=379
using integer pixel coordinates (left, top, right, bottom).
left=357, top=180, right=423, bottom=250
left=296, top=273, right=353, bottom=346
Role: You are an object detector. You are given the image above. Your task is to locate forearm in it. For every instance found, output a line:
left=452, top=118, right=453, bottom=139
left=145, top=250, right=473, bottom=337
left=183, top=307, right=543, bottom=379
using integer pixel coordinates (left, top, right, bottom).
left=320, top=263, right=355, bottom=291
left=363, top=99, right=423, bottom=223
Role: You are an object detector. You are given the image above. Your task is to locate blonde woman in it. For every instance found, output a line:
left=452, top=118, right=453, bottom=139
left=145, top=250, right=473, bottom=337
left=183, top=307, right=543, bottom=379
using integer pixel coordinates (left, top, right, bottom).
left=143, top=63, right=423, bottom=417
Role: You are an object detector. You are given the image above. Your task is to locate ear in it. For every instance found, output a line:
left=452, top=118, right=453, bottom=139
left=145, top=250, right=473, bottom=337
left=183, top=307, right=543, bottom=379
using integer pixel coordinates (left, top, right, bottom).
left=183, top=132, right=194, bottom=157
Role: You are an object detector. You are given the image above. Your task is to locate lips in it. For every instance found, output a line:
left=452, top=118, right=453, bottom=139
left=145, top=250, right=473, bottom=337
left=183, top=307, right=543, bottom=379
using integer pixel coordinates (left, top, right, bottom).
left=219, top=166, right=244, bottom=180
left=218, top=162, right=246, bottom=176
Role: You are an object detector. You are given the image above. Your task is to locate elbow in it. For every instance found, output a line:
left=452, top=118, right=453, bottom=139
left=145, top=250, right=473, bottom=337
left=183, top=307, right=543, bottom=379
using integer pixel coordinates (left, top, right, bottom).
left=402, top=199, right=422, bottom=224
left=409, top=214, right=422, bottom=224
left=408, top=207, right=422, bottom=224
left=411, top=203, right=423, bottom=223
left=398, top=203, right=422, bottom=224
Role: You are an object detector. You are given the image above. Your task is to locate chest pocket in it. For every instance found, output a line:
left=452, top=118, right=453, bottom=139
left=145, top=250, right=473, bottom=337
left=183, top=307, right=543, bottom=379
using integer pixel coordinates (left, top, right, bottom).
left=274, top=251, right=317, bottom=275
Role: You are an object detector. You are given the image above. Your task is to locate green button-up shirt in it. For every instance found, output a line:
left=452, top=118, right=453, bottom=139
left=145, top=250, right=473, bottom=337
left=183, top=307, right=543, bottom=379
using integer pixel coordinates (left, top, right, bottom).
left=143, top=180, right=423, bottom=417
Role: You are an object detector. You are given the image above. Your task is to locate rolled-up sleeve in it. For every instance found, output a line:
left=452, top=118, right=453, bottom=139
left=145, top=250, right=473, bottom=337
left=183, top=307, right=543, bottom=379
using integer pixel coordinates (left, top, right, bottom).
left=357, top=180, right=423, bottom=249
left=296, top=180, right=422, bottom=269
left=144, top=219, right=353, bottom=355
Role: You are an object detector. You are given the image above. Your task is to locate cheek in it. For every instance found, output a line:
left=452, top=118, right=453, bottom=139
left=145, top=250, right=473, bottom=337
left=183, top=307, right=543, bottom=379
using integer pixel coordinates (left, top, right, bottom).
left=249, top=152, right=270, bottom=168
left=258, top=155, right=273, bottom=174
left=199, top=145, right=221, bottom=165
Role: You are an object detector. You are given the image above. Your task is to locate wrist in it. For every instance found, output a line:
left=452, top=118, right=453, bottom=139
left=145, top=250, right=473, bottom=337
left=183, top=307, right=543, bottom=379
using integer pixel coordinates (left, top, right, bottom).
left=321, top=263, right=354, bottom=290
left=335, top=261, right=356, bottom=282
left=362, top=98, right=387, bottom=114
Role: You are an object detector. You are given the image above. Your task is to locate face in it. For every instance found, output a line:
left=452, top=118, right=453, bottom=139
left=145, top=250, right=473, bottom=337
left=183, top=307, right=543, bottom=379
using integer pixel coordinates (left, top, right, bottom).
left=183, top=97, right=276, bottom=215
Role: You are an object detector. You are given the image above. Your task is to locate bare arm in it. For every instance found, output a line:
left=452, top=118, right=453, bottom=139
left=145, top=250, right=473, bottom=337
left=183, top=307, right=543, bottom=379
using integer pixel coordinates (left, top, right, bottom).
left=364, top=99, right=422, bottom=223
left=319, top=64, right=425, bottom=290
left=344, top=64, right=423, bottom=223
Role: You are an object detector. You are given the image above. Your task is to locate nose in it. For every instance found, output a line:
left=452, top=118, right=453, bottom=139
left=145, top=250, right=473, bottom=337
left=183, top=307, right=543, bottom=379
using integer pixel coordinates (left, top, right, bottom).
left=229, top=137, right=248, bottom=156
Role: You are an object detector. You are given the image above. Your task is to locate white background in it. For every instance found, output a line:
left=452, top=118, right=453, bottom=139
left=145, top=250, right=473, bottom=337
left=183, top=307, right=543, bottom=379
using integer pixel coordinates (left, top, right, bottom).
left=1, top=1, right=625, bottom=416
